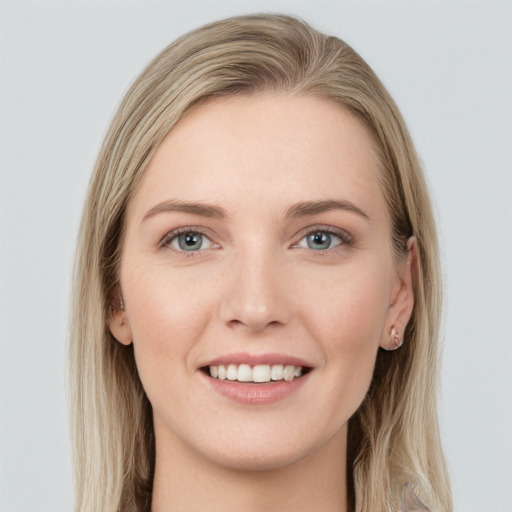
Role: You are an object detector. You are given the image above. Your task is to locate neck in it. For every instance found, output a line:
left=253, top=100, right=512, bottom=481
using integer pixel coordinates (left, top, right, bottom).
left=151, top=423, right=348, bottom=512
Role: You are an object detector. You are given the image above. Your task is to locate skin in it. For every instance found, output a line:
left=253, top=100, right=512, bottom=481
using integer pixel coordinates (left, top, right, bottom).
left=110, top=95, right=415, bottom=512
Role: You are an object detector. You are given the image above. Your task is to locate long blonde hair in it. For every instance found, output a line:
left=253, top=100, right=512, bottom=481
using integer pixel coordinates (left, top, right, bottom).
left=70, top=14, right=451, bottom=512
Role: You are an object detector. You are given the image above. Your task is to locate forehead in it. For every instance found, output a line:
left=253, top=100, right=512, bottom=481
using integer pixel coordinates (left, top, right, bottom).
left=129, top=95, right=386, bottom=223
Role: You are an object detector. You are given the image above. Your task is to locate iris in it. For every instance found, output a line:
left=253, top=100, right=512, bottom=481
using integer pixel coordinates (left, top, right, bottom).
left=178, top=232, right=203, bottom=251
left=307, top=232, right=333, bottom=250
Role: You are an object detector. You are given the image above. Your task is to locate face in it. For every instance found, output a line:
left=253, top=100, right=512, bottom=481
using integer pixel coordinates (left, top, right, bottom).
left=110, top=95, right=414, bottom=471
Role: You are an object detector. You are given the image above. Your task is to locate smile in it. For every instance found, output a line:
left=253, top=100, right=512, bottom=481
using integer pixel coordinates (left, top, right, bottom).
left=199, top=354, right=313, bottom=404
left=208, top=364, right=304, bottom=383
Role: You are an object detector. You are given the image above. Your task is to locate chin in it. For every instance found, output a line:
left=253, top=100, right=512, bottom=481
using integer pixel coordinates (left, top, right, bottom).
left=199, top=442, right=315, bottom=472
left=187, top=419, right=346, bottom=474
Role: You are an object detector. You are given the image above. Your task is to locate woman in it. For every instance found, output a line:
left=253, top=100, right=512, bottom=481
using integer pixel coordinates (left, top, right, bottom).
left=70, top=14, right=451, bottom=512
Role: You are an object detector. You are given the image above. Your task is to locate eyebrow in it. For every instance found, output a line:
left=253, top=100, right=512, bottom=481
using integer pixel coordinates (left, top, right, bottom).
left=142, top=200, right=228, bottom=221
left=285, top=199, right=370, bottom=221
left=142, top=198, right=369, bottom=223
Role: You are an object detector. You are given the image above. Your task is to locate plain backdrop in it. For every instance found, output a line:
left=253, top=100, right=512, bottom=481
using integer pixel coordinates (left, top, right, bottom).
left=0, top=1, right=510, bottom=511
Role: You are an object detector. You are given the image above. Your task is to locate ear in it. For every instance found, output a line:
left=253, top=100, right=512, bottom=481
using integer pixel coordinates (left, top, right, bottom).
left=108, top=292, right=133, bottom=346
left=380, top=237, right=416, bottom=351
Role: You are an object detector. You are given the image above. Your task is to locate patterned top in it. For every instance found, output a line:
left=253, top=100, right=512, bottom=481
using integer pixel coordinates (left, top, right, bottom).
left=399, top=482, right=431, bottom=511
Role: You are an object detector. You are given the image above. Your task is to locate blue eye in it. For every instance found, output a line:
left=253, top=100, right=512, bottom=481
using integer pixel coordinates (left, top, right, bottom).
left=166, top=231, right=213, bottom=252
left=297, top=230, right=344, bottom=250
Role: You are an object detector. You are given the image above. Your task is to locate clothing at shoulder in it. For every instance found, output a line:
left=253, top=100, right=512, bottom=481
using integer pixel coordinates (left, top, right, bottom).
left=400, top=482, right=431, bottom=511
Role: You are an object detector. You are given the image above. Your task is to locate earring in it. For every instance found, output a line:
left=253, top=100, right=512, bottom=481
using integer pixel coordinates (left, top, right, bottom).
left=388, top=326, right=403, bottom=350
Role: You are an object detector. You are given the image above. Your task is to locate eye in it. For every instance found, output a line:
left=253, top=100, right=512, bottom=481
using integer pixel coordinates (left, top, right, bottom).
left=296, top=230, right=346, bottom=251
left=162, top=230, right=214, bottom=252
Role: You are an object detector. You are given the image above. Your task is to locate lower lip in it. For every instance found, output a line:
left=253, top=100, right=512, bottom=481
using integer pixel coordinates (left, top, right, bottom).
left=202, top=372, right=310, bottom=405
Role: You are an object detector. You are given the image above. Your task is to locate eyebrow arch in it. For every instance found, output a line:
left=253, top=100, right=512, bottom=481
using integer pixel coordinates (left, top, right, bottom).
left=285, top=199, right=370, bottom=221
left=142, top=200, right=228, bottom=222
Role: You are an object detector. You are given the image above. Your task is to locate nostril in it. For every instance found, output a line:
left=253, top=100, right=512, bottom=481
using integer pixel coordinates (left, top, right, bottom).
left=227, top=319, right=244, bottom=329
left=226, top=317, right=281, bottom=332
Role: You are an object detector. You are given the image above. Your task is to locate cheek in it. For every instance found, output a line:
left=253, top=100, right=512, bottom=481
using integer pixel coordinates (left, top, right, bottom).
left=122, top=263, right=215, bottom=378
left=302, top=261, right=391, bottom=349
left=299, top=262, right=391, bottom=411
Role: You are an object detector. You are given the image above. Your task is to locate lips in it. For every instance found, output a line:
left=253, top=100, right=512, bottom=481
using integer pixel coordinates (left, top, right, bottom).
left=198, top=353, right=313, bottom=404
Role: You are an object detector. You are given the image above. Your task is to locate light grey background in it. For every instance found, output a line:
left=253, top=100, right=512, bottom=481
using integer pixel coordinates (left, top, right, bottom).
left=1, top=1, right=510, bottom=511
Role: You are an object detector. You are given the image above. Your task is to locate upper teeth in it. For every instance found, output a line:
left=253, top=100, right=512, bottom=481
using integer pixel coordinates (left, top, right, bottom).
left=209, top=364, right=303, bottom=383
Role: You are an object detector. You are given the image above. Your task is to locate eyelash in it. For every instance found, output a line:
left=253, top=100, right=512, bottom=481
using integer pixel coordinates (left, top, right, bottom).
left=159, top=225, right=354, bottom=254
left=293, top=225, right=354, bottom=253
left=159, top=227, right=217, bottom=254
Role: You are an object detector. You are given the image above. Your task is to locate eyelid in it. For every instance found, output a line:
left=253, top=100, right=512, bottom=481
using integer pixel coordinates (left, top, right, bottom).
left=292, top=225, right=354, bottom=248
left=159, top=226, right=219, bottom=251
left=158, top=224, right=353, bottom=252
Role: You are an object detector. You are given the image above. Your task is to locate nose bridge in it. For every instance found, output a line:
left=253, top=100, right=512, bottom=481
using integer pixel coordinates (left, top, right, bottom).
left=219, top=240, right=291, bottom=331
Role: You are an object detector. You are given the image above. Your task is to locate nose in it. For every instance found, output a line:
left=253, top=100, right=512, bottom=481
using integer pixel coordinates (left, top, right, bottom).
left=218, top=245, right=292, bottom=332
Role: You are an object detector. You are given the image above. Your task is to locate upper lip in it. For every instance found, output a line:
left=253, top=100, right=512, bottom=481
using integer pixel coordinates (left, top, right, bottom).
left=199, top=352, right=314, bottom=368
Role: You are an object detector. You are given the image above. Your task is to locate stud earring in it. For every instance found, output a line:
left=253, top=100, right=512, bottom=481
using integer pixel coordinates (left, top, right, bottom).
left=388, top=326, right=403, bottom=350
